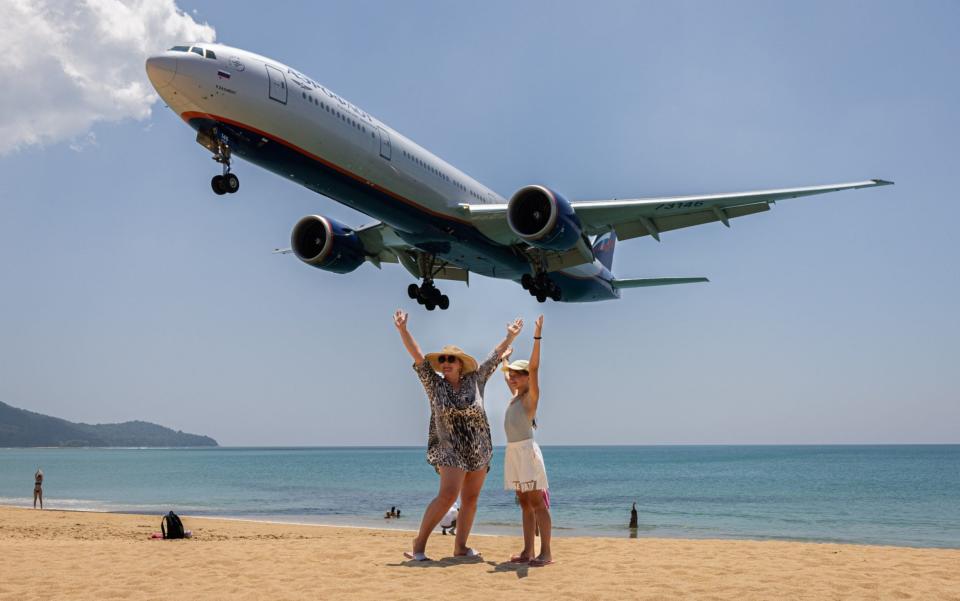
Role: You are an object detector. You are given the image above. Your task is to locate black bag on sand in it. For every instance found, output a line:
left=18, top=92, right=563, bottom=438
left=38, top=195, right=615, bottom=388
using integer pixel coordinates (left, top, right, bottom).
left=161, top=511, right=185, bottom=539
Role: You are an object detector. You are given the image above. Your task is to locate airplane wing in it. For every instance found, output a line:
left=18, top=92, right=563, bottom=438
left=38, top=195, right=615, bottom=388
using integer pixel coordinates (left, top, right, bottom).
left=462, top=179, right=893, bottom=243
left=353, top=222, right=469, bottom=282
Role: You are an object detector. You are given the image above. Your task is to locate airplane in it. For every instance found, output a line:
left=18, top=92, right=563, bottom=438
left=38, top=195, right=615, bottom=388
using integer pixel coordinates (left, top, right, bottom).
left=145, top=43, right=892, bottom=310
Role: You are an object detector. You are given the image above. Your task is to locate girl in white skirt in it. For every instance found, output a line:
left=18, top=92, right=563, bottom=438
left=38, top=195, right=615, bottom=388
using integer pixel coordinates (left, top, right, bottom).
left=501, top=314, right=553, bottom=566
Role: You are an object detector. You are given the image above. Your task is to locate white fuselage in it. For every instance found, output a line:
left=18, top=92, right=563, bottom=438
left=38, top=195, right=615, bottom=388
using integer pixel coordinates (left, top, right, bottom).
left=146, top=43, right=613, bottom=290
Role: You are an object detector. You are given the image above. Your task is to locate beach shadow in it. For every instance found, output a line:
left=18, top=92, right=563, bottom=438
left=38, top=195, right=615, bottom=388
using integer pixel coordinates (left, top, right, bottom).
left=487, top=560, right=530, bottom=579
left=388, top=555, right=488, bottom=569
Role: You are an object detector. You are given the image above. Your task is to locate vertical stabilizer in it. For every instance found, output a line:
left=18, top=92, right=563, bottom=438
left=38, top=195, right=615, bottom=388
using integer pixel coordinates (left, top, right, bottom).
left=592, top=230, right=617, bottom=270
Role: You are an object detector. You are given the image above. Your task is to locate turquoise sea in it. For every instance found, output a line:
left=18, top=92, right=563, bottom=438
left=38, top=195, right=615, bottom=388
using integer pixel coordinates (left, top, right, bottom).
left=1, top=445, right=958, bottom=548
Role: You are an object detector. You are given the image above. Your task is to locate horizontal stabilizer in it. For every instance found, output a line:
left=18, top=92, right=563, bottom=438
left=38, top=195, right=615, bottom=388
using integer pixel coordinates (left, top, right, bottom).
left=612, top=277, right=709, bottom=289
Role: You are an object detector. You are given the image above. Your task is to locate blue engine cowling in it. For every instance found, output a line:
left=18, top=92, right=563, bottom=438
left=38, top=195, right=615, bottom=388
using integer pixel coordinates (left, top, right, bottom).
left=290, top=215, right=366, bottom=274
left=506, top=185, right=583, bottom=251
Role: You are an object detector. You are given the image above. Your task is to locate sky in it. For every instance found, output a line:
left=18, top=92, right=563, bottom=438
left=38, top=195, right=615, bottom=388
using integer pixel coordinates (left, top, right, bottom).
left=0, top=0, right=957, bottom=446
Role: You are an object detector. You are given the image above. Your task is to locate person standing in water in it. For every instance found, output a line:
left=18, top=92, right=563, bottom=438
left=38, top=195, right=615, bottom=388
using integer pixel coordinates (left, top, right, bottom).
left=501, top=315, right=553, bottom=566
left=33, top=469, right=43, bottom=509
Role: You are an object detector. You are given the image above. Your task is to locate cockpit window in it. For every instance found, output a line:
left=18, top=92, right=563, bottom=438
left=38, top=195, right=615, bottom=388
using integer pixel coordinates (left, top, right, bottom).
left=205, top=49, right=216, bottom=59
left=190, top=47, right=203, bottom=56
left=168, top=46, right=189, bottom=52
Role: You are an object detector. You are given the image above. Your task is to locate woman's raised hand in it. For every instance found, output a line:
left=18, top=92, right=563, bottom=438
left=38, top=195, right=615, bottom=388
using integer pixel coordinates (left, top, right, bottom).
left=501, top=346, right=514, bottom=363
left=507, top=318, right=524, bottom=339
left=394, top=309, right=409, bottom=332
left=534, top=314, right=544, bottom=337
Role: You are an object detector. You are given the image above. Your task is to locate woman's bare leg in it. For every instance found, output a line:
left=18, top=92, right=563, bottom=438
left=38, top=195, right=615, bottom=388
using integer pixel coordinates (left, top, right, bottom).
left=412, top=467, right=464, bottom=554
left=33, top=491, right=38, bottom=509
left=453, top=467, right=487, bottom=555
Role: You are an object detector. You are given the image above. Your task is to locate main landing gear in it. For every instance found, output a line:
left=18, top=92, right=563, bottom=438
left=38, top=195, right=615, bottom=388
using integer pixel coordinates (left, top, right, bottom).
left=407, top=253, right=450, bottom=311
left=209, top=133, right=239, bottom=195
left=521, top=273, right=562, bottom=303
left=521, top=251, right=562, bottom=303
left=407, top=280, right=450, bottom=311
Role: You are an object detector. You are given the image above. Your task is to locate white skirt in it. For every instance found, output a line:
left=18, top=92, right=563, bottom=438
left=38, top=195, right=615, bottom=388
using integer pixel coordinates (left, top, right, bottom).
left=504, top=438, right=549, bottom=492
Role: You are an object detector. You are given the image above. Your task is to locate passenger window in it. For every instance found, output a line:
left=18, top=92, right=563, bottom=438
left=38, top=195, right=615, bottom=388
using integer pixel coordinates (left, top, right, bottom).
left=169, top=46, right=189, bottom=52
left=190, top=47, right=203, bottom=56
left=205, top=50, right=217, bottom=59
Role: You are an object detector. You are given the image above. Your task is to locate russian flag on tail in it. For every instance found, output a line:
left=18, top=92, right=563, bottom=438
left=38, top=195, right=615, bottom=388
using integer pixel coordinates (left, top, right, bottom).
left=592, top=230, right=617, bottom=270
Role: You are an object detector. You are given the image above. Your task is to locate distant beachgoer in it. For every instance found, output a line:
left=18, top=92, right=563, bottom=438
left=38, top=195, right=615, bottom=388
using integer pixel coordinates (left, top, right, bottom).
left=440, top=502, right=459, bottom=535
left=395, top=509, right=400, bottom=518
left=391, top=506, right=397, bottom=517
left=33, top=469, right=43, bottom=510
left=384, top=511, right=392, bottom=519
left=501, top=315, right=553, bottom=567
left=630, top=502, right=638, bottom=529
left=394, top=309, right=522, bottom=561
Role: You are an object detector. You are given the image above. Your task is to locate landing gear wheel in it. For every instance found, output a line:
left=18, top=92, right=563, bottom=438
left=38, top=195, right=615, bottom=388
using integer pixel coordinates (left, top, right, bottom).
left=521, top=274, right=534, bottom=290
left=408, top=284, right=419, bottom=299
left=438, top=295, right=450, bottom=311
left=211, top=175, right=227, bottom=195
left=224, top=173, right=240, bottom=193
left=550, top=288, right=562, bottom=302
left=425, top=301, right=436, bottom=311
left=536, top=294, right=547, bottom=303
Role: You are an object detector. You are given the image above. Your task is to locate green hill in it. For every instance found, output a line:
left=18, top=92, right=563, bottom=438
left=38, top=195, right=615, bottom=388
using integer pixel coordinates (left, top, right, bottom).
left=0, top=401, right=218, bottom=447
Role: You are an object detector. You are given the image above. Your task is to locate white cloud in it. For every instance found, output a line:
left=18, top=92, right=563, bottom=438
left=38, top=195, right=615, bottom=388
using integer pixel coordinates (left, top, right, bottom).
left=68, top=131, right=98, bottom=152
left=0, top=0, right=215, bottom=155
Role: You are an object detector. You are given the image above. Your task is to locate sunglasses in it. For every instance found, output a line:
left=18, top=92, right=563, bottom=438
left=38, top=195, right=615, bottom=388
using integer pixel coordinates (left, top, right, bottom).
left=437, top=355, right=460, bottom=364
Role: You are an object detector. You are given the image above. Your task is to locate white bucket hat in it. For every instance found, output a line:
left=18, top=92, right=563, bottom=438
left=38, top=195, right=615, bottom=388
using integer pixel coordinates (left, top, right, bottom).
left=503, top=359, right=530, bottom=372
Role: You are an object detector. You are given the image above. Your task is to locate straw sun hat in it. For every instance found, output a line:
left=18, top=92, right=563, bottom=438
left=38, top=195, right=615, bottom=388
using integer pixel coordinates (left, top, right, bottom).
left=425, top=345, right=478, bottom=374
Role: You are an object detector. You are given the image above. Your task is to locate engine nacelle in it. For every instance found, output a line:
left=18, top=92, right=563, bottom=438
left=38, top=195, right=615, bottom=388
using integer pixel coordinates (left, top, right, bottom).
left=290, top=215, right=366, bottom=274
left=506, top=185, right=583, bottom=251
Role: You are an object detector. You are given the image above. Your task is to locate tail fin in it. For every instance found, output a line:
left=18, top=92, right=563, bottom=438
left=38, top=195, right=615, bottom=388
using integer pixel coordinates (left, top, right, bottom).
left=592, top=230, right=617, bottom=270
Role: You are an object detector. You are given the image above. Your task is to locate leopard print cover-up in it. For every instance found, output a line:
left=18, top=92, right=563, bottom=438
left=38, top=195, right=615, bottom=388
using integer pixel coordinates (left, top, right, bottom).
left=413, top=350, right=499, bottom=472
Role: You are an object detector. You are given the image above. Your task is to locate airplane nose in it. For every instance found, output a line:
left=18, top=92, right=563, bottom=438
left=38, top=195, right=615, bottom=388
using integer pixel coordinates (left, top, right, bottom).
left=145, top=55, right=178, bottom=87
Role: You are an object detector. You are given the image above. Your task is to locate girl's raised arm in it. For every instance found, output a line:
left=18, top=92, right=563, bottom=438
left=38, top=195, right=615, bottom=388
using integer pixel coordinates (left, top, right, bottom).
left=393, top=309, right=424, bottom=365
left=525, top=315, right=544, bottom=415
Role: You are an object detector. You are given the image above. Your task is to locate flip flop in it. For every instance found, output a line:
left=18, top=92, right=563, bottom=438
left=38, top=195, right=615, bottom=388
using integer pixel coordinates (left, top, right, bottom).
left=403, top=551, right=432, bottom=561
left=455, top=548, right=482, bottom=558
left=529, top=558, right=555, bottom=567
left=509, top=554, right=531, bottom=563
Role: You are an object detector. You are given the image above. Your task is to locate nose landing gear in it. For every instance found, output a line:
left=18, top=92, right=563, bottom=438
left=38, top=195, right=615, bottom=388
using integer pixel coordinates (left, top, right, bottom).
left=204, top=130, right=239, bottom=195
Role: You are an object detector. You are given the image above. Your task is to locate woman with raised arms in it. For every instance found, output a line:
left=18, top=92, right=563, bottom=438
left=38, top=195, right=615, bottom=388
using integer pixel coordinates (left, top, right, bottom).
left=501, top=315, right=553, bottom=566
left=394, top=309, right=523, bottom=561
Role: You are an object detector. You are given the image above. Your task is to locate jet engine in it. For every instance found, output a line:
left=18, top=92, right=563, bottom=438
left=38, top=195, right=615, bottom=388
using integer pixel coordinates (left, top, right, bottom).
left=290, top=215, right=366, bottom=274
left=506, top=185, right=583, bottom=251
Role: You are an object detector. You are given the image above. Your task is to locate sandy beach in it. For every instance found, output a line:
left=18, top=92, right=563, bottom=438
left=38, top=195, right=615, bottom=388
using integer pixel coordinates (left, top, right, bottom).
left=1, top=506, right=958, bottom=600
